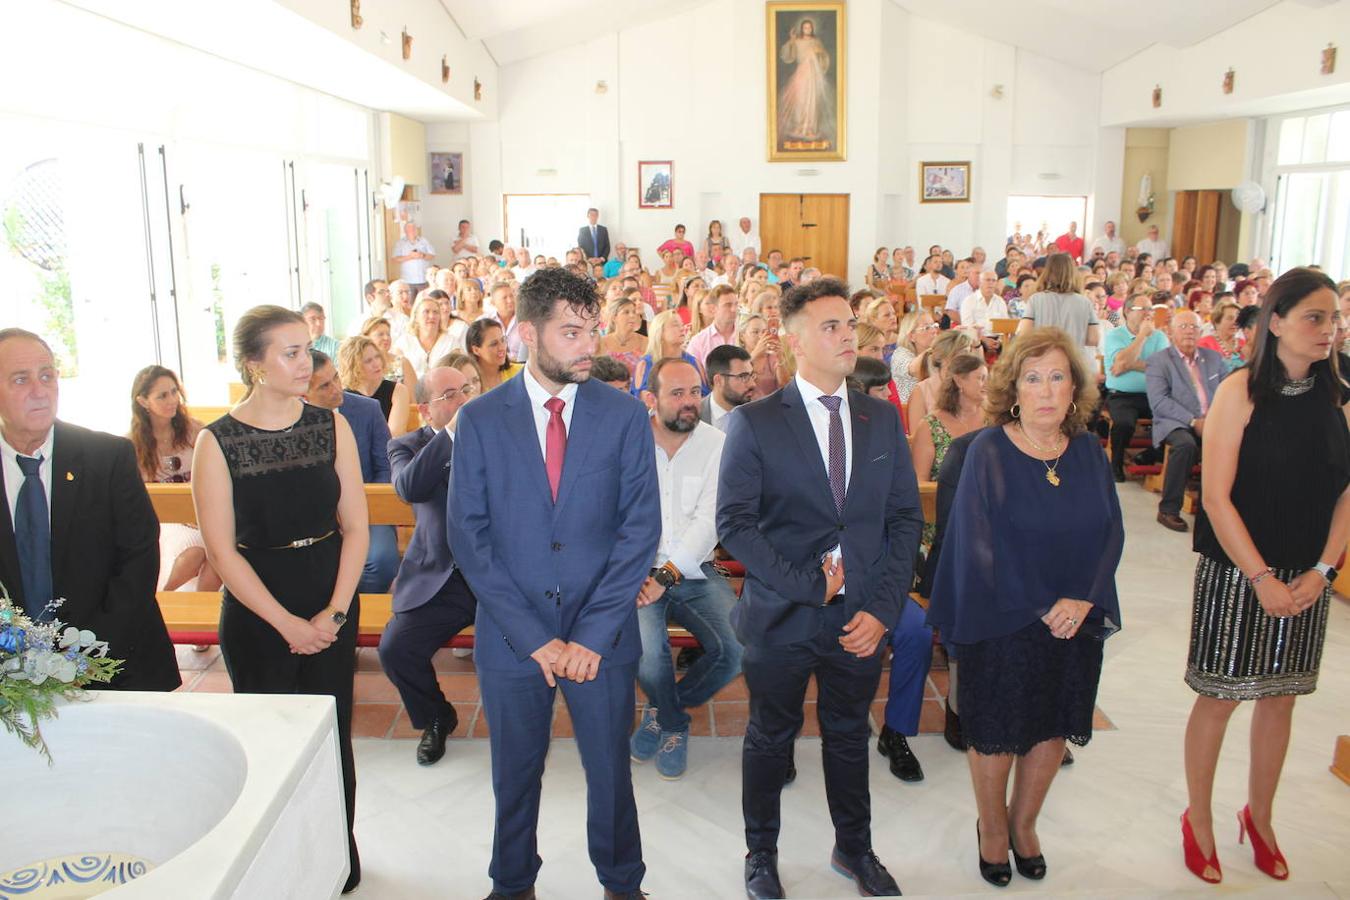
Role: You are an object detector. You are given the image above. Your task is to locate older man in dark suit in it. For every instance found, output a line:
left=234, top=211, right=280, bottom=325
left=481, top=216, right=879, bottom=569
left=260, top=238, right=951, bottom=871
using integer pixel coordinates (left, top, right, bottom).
left=577, top=207, right=611, bottom=264
left=378, top=364, right=476, bottom=766
left=1146, top=309, right=1230, bottom=532
left=718, top=279, right=923, bottom=898
left=0, top=328, right=178, bottom=690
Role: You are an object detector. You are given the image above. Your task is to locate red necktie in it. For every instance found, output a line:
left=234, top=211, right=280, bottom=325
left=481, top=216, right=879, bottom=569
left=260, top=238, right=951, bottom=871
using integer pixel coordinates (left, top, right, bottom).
left=545, top=397, right=566, bottom=501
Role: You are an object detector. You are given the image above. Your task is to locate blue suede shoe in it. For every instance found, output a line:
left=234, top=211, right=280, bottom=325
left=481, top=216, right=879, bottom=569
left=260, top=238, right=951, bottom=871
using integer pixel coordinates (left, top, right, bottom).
left=630, top=706, right=661, bottom=762
left=655, top=728, right=689, bottom=780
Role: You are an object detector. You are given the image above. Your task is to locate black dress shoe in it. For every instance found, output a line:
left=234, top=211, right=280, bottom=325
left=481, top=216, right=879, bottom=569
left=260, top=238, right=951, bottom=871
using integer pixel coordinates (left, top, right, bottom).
left=830, top=847, right=901, bottom=896
left=482, top=890, right=535, bottom=900
left=943, top=704, right=965, bottom=752
left=745, top=849, right=784, bottom=899
left=1061, top=747, right=1074, bottom=767
left=975, top=821, right=1011, bottom=887
left=877, top=726, right=924, bottom=782
left=1113, top=468, right=1127, bottom=483
left=783, top=742, right=796, bottom=786
left=603, top=890, right=648, bottom=899
left=1010, top=837, right=1047, bottom=880
left=416, top=706, right=459, bottom=766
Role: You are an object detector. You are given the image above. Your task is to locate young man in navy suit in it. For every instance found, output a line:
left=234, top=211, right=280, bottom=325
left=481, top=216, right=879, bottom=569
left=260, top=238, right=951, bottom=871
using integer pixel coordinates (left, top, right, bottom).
left=379, top=364, right=476, bottom=766
left=448, top=267, right=660, bottom=900
left=718, top=278, right=924, bottom=898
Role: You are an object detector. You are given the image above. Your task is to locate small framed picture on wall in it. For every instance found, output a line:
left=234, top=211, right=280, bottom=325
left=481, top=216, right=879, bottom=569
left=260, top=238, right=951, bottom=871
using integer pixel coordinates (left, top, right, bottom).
left=429, top=152, right=463, bottom=195
left=919, top=161, right=971, bottom=203
left=638, top=161, right=673, bottom=209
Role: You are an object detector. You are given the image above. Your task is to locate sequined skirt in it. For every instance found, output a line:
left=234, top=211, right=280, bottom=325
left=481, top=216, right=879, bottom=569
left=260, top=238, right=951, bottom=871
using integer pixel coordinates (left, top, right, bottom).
left=1186, top=556, right=1330, bottom=700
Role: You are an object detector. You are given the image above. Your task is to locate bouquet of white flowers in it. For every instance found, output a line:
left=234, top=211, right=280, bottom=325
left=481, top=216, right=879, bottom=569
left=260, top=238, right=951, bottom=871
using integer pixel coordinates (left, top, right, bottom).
left=0, top=583, right=122, bottom=762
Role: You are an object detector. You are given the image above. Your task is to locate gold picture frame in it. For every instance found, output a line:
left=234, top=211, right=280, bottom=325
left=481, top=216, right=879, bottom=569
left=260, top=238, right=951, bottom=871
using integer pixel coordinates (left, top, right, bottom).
left=919, top=162, right=971, bottom=204
left=767, top=1, right=846, bottom=162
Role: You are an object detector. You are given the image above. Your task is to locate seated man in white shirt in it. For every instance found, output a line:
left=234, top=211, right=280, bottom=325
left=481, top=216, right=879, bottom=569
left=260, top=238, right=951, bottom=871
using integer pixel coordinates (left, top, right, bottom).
left=630, top=357, right=742, bottom=780
left=700, top=344, right=757, bottom=432
left=914, top=252, right=950, bottom=298
left=958, top=270, right=1009, bottom=351
left=944, top=260, right=980, bottom=326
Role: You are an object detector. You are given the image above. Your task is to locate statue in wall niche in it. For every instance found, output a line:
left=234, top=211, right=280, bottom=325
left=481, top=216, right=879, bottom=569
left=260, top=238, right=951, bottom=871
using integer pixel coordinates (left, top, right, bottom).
left=1322, top=43, right=1337, bottom=76
left=474, top=78, right=482, bottom=101
left=442, top=55, right=450, bottom=83
left=402, top=28, right=412, bottom=60
left=350, top=0, right=361, bottom=29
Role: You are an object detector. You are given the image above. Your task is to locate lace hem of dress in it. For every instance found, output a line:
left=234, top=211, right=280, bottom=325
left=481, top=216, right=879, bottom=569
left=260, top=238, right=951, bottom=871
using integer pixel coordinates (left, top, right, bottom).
left=965, top=732, right=1093, bottom=757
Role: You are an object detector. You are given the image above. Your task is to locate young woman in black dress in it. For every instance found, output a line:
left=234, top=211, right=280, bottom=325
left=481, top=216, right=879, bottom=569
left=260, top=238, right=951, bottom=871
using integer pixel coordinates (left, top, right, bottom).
left=1181, top=268, right=1349, bottom=885
left=192, top=305, right=369, bottom=894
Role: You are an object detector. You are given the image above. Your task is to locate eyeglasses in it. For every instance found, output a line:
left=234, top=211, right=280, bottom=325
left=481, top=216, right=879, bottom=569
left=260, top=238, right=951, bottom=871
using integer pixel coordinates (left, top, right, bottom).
left=723, top=371, right=756, bottom=383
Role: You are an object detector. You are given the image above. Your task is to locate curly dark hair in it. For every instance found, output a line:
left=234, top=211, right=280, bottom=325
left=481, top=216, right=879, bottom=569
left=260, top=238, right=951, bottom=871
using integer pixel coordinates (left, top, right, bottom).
left=517, top=266, right=600, bottom=326
left=781, top=276, right=850, bottom=324
left=983, top=327, right=1098, bottom=437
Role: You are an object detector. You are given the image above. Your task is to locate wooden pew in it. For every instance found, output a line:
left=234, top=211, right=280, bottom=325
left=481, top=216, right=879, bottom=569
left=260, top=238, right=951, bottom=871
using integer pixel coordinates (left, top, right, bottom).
left=144, top=482, right=415, bottom=527
left=988, top=318, right=1019, bottom=340
left=187, top=405, right=232, bottom=426
left=919, top=294, right=947, bottom=317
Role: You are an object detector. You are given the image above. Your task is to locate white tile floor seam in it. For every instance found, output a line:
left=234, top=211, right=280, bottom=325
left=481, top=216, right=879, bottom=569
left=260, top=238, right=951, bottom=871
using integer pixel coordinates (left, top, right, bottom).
left=352, top=485, right=1350, bottom=899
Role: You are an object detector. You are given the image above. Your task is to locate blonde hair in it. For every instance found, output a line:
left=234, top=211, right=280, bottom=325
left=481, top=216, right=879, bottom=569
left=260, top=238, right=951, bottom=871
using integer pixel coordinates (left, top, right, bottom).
left=1211, top=299, right=1239, bottom=327
left=337, top=335, right=385, bottom=390
left=895, top=309, right=933, bottom=352
left=646, top=309, right=684, bottom=360
left=863, top=297, right=896, bottom=327
left=855, top=321, right=885, bottom=352
left=688, top=288, right=713, bottom=334
left=411, top=295, right=444, bottom=341
left=983, top=327, right=1097, bottom=436
left=923, top=329, right=978, bottom=379
left=605, top=296, right=637, bottom=333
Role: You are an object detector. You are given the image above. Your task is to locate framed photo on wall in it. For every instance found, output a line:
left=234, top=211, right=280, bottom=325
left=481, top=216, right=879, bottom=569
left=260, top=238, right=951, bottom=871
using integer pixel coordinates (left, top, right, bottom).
left=919, top=161, right=971, bottom=203
left=638, top=161, right=673, bottom=209
left=429, top=152, right=463, bottom=195
left=767, top=1, right=846, bottom=162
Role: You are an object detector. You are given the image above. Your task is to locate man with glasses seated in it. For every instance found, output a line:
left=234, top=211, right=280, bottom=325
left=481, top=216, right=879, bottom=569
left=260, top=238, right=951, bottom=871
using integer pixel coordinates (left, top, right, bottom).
left=378, top=365, right=479, bottom=765
left=701, top=344, right=758, bottom=432
left=1102, top=292, right=1170, bottom=482
left=1145, top=311, right=1228, bottom=533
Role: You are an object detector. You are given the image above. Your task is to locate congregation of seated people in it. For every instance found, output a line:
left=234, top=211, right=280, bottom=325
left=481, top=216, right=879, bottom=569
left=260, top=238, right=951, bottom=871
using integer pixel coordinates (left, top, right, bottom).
left=9, top=205, right=1347, bottom=899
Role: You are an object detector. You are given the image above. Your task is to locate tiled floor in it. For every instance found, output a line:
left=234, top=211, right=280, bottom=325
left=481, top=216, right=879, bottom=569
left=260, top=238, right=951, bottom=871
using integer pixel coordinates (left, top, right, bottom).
left=177, top=481, right=1350, bottom=898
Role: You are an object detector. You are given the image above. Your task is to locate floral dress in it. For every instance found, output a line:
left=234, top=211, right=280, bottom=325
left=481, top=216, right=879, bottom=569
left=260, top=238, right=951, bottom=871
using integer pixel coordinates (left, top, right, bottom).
left=920, top=413, right=954, bottom=549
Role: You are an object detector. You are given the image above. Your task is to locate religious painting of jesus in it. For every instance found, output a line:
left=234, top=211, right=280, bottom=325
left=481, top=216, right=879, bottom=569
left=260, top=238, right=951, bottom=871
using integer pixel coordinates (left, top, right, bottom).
left=767, top=2, right=846, bottom=162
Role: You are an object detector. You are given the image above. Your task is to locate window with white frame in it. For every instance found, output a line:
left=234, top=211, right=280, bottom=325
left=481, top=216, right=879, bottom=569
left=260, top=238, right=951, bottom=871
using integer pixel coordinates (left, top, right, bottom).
left=1267, top=107, right=1350, bottom=279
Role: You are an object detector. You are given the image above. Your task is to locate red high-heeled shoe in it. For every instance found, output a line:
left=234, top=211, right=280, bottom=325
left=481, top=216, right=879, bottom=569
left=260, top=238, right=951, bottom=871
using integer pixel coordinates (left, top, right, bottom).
left=1238, top=805, right=1289, bottom=880
left=1181, top=809, right=1222, bottom=884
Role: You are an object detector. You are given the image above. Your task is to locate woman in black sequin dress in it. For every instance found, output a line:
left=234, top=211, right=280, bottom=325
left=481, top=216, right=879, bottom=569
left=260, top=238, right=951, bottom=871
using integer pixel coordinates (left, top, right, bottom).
left=193, top=306, right=369, bottom=894
left=1180, top=268, right=1350, bottom=884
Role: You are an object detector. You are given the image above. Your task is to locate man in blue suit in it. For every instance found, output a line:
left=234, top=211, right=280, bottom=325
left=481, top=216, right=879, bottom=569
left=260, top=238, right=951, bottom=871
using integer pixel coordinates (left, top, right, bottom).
left=1145, top=309, right=1229, bottom=532
left=379, top=364, right=477, bottom=767
left=718, top=278, right=923, bottom=899
left=448, top=267, right=660, bottom=900
left=577, top=207, right=610, bottom=263
left=306, top=351, right=398, bottom=592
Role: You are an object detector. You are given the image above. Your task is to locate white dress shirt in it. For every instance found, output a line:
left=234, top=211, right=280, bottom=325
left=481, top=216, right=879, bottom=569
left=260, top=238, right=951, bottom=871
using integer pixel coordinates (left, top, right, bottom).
left=387, top=308, right=412, bottom=344
left=521, top=365, right=578, bottom=458
left=729, top=229, right=761, bottom=256
left=2, top=428, right=54, bottom=527
left=959, top=292, right=1010, bottom=331
left=708, top=395, right=733, bottom=430
left=1136, top=237, right=1168, bottom=260
left=946, top=280, right=976, bottom=312
left=451, top=234, right=480, bottom=261
left=915, top=273, right=950, bottom=296
left=795, top=373, right=851, bottom=590
left=653, top=422, right=725, bottom=580
left=1091, top=235, right=1124, bottom=256
left=395, top=330, right=458, bottom=379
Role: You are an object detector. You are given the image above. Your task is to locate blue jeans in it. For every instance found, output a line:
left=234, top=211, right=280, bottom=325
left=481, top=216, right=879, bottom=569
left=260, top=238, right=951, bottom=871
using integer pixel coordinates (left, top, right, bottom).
left=359, top=524, right=398, bottom=593
left=636, top=562, right=743, bottom=732
left=883, top=597, right=933, bottom=734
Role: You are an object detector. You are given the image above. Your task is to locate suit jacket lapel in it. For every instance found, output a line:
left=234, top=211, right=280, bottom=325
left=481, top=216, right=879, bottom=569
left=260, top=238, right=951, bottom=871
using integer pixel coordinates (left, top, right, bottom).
left=781, top=381, right=837, bottom=516
left=844, top=396, right=871, bottom=514
left=554, top=382, right=602, bottom=514
left=0, top=464, right=17, bottom=600
left=501, top=376, right=553, bottom=503
left=50, top=422, right=81, bottom=575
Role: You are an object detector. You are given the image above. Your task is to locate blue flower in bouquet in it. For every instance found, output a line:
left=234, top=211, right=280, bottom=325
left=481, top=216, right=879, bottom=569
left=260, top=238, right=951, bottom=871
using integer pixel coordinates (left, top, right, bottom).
left=0, top=626, right=25, bottom=655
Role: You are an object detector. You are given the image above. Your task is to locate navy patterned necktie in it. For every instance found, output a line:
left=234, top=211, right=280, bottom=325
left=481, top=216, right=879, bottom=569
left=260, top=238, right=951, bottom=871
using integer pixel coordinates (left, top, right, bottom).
left=818, top=396, right=846, bottom=516
left=14, top=454, right=52, bottom=619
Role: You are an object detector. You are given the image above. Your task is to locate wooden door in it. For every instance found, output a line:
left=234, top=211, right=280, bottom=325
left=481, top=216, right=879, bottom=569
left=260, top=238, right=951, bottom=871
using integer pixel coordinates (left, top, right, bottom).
left=760, top=193, right=850, bottom=280
left=1171, top=189, right=1222, bottom=264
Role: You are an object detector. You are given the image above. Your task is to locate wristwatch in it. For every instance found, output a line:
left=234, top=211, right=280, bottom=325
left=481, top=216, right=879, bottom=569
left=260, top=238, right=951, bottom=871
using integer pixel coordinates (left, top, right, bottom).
left=1313, top=562, right=1339, bottom=584
left=328, top=606, right=349, bottom=627
left=650, top=566, right=678, bottom=589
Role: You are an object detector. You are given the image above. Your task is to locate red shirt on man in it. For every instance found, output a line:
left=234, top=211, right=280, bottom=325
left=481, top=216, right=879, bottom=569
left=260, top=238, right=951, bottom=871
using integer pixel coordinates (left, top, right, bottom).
left=1054, top=231, right=1084, bottom=262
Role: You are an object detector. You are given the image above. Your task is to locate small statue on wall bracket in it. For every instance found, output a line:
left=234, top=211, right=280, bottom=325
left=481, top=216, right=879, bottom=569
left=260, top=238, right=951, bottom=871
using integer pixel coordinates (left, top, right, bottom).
left=350, top=0, right=362, bottom=29
left=1323, top=43, right=1337, bottom=76
left=1152, top=85, right=1162, bottom=108
left=1222, top=68, right=1234, bottom=95
left=442, top=55, right=450, bottom=83
left=474, top=78, right=482, bottom=101
left=402, top=28, right=413, bottom=60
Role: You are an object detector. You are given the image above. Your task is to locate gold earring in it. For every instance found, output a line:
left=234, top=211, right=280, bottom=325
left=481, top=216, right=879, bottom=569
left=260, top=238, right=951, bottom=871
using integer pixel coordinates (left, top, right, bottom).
left=255, top=369, right=267, bottom=386
left=1069, top=401, right=1078, bottom=414
left=1010, top=403, right=1021, bottom=419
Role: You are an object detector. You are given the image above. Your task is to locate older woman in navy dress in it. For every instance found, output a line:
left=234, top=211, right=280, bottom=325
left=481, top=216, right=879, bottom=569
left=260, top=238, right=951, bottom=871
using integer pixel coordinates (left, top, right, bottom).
left=928, top=327, right=1123, bottom=888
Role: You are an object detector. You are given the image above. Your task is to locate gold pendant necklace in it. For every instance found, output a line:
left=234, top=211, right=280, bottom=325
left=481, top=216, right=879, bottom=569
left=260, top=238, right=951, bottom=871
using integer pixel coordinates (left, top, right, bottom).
left=1018, top=422, right=1065, bottom=487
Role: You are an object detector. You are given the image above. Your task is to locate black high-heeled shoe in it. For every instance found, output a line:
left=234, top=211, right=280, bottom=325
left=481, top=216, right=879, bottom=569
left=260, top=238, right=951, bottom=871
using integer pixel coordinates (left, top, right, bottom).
left=1010, top=837, right=1047, bottom=880
left=975, top=820, right=1011, bottom=887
